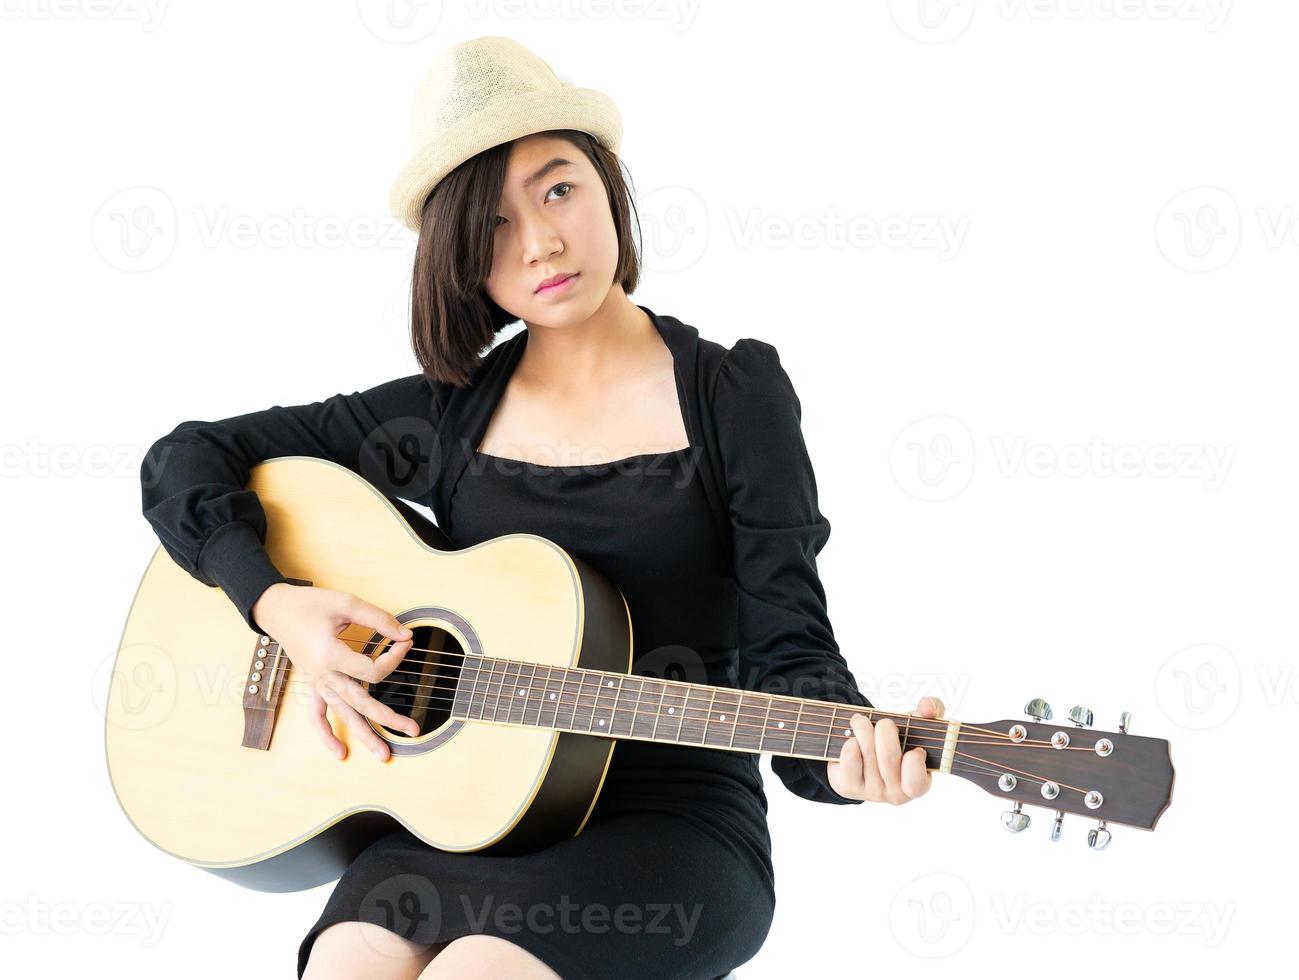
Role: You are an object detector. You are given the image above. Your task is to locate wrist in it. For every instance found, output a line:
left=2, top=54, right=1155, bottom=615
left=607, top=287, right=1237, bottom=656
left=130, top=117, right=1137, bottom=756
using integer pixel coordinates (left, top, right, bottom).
left=251, top=581, right=295, bottom=634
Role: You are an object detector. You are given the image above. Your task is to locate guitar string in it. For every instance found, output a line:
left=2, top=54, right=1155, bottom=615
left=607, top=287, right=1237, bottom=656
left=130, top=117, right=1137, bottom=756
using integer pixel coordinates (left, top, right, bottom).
left=272, top=676, right=1064, bottom=761
left=257, top=635, right=1069, bottom=747
left=258, top=676, right=1075, bottom=792
left=263, top=672, right=1089, bottom=789
left=266, top=668, right=1065, bottom=751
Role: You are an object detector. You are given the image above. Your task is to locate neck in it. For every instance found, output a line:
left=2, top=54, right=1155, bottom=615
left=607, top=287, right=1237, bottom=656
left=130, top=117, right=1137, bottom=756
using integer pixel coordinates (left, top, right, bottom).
left=516, top=290, right=656, bottom=389
left=450, top=653, right=959, bottom=771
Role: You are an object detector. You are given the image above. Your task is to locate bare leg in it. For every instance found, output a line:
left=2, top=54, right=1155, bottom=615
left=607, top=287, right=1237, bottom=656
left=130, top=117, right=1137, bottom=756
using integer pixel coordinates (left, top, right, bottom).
left=416, top=934, right=562, bottom=980
left=302, top=920, right=449, bottom=980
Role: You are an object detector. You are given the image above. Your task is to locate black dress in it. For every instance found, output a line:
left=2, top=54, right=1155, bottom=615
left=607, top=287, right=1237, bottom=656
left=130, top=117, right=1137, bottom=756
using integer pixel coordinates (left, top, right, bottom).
left=294, top=447, right=777, bottom=978
left=137, top=305, right=874, bottom=980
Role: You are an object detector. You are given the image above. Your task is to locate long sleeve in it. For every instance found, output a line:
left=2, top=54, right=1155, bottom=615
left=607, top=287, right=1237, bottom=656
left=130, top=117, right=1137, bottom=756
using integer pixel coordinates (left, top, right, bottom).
left=140, top=373, right=448, bottom=636
left=713, top=338, right=873, bottom=805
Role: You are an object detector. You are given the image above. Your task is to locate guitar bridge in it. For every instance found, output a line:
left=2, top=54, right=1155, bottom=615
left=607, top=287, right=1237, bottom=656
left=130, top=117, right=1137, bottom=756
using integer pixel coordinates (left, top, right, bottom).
left=240, top=576, right=311, bottom=749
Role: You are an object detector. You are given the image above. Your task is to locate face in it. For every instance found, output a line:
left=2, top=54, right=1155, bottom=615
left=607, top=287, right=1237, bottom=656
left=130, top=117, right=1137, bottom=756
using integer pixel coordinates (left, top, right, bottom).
left=482, top=133, right=620, bottom=327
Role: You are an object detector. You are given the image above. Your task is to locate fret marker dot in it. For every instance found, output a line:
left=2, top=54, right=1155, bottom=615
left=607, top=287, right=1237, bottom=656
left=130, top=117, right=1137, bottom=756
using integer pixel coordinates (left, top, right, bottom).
left=598, top=719, right=605, bottom=727
left=518, top=688, right=526, bottom=696
left=668, top=707, right=675, bottom=714
left=606, top=680, right=614, bottom=687
left=549, top=693, right=556, bottom=700
left=720, top=714, right=727, bottom=721
left=778, top=721, right=785, bottom=729
left=843, top=729, right=851, bottom=736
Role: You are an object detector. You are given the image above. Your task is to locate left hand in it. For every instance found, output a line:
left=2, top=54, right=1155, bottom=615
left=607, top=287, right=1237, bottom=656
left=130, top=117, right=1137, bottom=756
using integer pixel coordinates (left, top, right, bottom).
left=826, top=697, right=945, bottom=804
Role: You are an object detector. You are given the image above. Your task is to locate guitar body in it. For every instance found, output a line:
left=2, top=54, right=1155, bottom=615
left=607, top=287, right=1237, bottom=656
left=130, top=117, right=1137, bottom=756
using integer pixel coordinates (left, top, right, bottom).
left=107, top=456, right=633, bottom=892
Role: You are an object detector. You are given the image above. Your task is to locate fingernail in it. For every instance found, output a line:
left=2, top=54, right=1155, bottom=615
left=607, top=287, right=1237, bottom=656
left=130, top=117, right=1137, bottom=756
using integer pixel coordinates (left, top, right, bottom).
left=399, top=627, right=412, bottom=637
left=372, top=748, right=385, bottom=760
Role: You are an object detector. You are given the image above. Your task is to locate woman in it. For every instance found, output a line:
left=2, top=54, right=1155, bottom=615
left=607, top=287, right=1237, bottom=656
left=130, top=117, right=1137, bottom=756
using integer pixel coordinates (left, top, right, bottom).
left=140, top=35, right=943, bottom=980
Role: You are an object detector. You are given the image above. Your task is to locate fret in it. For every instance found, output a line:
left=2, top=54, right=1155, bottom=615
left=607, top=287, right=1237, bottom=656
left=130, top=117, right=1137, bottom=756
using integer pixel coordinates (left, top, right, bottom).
left=473, top=657, right=502, bottom=721
left=492, top=659, right=519, bottom=724
left=678, top=685, right=712, bottom=745
left=454, top=653, right=484, bottom=718
left=901, top=710, right=912, bottom=756
left=701, top=687, right=718, bottom=746
left=465, top=654, right=484, bottom=720
left=578, top=671, right=599, bottom=732
left=727, top=691, right=741, bottom=749
left=555, top=665, right=576, bottom=727
left=624, top=677, right=648, bottom=738
left=563, top=668, right=584, bottom=731
left=791, top=700, right=808, bottom=755
left=661, top=680, right=689, bottom=743
left=609, top=675, right=637, bottom=737
left=547, top=666, right=567, bottom=730
left=646, top=678, right=667, bottom=740
left=730, top=691, right=765, bottom=752
left=823, top=703, right=836, bottom=760
left=756, top=692, right=774, bottom=753
left=520, top=662, right=540, bottom=726
left=592, top=674, right=617, bottom=733
left=762, top=695, right=798, bottom=754
left=541, top=664, right=558, bottom=728
left=512, top=661, right=531, bottom=725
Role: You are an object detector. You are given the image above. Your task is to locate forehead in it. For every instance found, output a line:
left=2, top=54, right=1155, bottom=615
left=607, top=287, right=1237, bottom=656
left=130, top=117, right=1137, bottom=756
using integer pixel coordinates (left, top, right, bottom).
left=502, top=134, right=589, bottom=184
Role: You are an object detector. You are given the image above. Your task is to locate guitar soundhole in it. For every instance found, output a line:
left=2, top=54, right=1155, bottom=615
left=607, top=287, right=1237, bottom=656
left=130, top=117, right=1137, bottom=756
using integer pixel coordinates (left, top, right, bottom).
left=366, top=624, right=465, bottom=738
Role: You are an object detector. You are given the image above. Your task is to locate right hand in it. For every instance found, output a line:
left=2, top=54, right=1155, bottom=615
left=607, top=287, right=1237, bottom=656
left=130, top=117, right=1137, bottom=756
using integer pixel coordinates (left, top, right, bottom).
left=252, top=582, right=420, bottom=762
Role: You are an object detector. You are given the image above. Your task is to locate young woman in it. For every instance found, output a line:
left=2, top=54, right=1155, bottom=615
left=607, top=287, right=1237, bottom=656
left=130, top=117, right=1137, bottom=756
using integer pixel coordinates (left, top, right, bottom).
left=140, top=36, right=943, bottom=980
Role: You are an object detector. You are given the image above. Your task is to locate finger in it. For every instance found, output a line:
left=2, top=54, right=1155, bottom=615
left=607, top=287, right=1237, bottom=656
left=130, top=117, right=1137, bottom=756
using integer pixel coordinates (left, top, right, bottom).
left=330, top=633, right=411, bottom=685
left=309, top=692, right=347, bottom=760
left=331, top=696, right=393, bottom=760
left=335, top=674, right=420, bottom=739
left=900, top=745, right=933, bottom=799
left=875, top=717, right=905, bottom=804
left=368, top=635, right=415, bottom=685
left=850, top=712, right=885, bottom=801
left=829, top=730, right=865, bottom=799
left=345, top=597, right=412, bottom=642
left=917, top=696, right=945, bottom=719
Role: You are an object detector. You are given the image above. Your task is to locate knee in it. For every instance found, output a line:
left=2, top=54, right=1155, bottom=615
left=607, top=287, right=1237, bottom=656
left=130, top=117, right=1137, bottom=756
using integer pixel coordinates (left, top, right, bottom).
left=304, top=920, right=443, bottom=980
left=417, top=934, right=561, bottom=980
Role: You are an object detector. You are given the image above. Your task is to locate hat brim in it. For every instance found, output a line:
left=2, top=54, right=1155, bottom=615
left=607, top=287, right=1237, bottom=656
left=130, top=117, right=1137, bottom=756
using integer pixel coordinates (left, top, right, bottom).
left=389, top=86, right=623, bottom=232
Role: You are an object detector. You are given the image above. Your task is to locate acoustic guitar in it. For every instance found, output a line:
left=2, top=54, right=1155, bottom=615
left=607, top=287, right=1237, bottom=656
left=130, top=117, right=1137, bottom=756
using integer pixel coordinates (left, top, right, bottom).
left=106, top=457, right=1175, bottom=893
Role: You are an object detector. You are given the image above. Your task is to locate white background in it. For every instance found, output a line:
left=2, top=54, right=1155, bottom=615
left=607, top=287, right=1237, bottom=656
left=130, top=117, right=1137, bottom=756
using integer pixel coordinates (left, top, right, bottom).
left=2, top=1, right=1288, bottom=976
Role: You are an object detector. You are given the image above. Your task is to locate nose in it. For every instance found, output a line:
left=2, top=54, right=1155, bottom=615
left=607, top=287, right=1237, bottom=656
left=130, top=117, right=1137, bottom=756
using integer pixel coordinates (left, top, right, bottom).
left=520, top=212, right=563, bottom=267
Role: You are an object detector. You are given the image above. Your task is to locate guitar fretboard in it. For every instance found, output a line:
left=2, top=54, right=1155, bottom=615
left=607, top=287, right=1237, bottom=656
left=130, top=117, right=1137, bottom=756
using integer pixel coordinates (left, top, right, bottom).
left=450, top=654, right=939, bottom=765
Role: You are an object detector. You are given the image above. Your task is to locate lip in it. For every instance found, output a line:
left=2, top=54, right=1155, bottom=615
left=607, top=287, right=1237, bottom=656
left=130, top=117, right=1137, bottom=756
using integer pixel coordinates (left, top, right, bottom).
left=535, top=272, right=578, bottom=295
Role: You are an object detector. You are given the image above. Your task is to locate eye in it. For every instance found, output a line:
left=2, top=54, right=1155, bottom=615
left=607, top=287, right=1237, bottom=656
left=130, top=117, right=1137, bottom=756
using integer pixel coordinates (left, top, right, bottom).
left=546, top=181, right=573, bottom=202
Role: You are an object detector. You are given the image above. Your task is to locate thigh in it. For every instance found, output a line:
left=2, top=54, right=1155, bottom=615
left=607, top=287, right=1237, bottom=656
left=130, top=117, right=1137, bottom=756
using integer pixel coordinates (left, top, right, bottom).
left=419, top=934, right=562, bottom=980
left=302, top=919, right=447, bottom=980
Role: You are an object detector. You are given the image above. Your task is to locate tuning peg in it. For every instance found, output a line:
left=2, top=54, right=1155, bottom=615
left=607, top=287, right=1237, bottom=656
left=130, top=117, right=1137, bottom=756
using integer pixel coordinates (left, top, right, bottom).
left=1087, top=820, right=1112, bottom=851
left=1118, top=711, right=1131, bottom=734
left=1024, top=698, right=1053, bottom=721
left=1050, top=810, right=1064, bottom=842
left=1068, top=705, right=1093, bottom=728
left=1001, top=801, right=1031, bottom=833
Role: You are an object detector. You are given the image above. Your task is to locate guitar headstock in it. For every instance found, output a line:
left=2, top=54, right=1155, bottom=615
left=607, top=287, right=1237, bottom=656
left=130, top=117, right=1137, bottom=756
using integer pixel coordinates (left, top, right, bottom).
left=949, top=702, right=1174, bottom=850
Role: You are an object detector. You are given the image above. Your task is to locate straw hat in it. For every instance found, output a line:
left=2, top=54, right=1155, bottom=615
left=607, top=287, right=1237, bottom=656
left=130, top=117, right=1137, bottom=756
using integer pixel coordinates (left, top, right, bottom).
left=389, top=36, right=623, bottom=232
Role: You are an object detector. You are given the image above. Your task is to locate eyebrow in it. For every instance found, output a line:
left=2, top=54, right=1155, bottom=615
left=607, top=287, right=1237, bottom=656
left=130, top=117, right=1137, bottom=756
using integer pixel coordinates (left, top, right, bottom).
left=521, top=157, right=576, bottom=189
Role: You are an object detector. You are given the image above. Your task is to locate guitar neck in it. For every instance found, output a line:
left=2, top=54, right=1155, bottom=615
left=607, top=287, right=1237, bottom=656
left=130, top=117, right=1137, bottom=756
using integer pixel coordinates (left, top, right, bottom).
left=449, top=654, right=960, bottom=772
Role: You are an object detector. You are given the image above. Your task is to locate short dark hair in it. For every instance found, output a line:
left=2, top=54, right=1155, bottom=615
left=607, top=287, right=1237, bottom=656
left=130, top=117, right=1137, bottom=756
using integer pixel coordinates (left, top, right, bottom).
left=407, top=129, right=641, bottom=387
